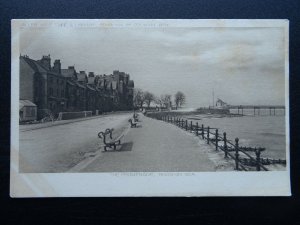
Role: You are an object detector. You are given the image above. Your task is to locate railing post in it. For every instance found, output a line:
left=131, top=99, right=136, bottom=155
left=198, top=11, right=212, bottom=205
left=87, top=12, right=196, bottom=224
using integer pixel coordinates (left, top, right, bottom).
left=207, top=126, right=210, bottom=144
left=255, top=148, right=261, bottom=171
left=185, top=120, right=188, bottom=131
left=196, top=122, right=199, bottom=136
left=223, top=132, right=228, bottom=158
left=201, top=124, right=204, bottom=139
left=215, top=129, right=219, bottom=151
left=235, top=138, right=239, bottom=171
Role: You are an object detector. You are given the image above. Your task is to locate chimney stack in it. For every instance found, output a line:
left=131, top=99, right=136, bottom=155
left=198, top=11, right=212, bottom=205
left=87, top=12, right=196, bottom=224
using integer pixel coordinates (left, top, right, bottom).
left=39, top=54, right=51, bottom=70
left=53, top=59, right=61, bottom=73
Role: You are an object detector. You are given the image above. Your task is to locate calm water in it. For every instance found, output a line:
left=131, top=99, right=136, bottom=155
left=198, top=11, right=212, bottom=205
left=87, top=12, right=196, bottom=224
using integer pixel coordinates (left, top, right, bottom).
left=185, top=111, right=287, bottom=159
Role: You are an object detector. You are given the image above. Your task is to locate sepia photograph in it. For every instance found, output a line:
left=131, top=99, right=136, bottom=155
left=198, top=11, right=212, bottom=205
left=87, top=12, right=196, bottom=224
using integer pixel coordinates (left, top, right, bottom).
left=10, top=19, right=290, bottom=197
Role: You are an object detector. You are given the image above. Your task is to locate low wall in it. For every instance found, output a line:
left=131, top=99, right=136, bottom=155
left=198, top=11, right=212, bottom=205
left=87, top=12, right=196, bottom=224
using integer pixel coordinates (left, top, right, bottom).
left=146, top=108, right=230, bottom=120
left=57, top=111, right=93, bottom=120
left=196, top=108, right=230, bottom=114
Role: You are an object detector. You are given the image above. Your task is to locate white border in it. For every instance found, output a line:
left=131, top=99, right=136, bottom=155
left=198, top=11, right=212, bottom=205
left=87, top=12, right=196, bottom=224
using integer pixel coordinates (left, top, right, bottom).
left=10, top=19, right=291, bottom=197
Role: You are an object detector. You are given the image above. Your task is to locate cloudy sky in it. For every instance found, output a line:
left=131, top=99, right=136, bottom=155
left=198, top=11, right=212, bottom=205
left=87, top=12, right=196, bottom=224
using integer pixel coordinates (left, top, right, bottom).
left=20, top=25, right=286, bottom=107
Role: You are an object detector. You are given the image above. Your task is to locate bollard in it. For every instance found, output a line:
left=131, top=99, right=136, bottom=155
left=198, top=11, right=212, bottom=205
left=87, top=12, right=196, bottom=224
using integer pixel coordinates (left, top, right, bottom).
left=255, top=148, right=261, bottom=171
left=171, top=117, right=173, bottom=124
left=190, top=121, right=193, bottom=132
left=207, top=126, right=210, bottom=144
left=201, top=124, right=204, bottom=139
left=185, top=120, right=188, bottom=131
left=235, top=138, right=239, bottom=171
left=223, top=132, right=228, bottom=158
left=196, top=122, right=199, bottom=136
left=215, top=129, right=219, bottom=151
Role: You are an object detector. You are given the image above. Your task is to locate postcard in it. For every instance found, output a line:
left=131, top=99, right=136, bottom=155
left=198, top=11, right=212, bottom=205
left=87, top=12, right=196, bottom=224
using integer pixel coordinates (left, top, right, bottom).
left=11, top=19, right=290, bottom=197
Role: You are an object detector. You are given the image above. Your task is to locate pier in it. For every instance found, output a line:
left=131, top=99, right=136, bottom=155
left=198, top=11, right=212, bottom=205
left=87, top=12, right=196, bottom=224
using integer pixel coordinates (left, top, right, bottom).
left=228, top=105, right=285, bottom=116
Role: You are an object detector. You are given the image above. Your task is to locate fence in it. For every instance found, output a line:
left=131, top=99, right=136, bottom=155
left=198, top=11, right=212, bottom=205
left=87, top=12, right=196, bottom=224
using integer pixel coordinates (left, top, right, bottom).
left=147, top=113, right=286, bottom=171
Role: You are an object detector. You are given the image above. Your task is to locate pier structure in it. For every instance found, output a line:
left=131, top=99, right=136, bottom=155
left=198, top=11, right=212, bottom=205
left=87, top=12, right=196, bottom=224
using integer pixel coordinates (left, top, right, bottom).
left=228, top=105, right=285, bottom=116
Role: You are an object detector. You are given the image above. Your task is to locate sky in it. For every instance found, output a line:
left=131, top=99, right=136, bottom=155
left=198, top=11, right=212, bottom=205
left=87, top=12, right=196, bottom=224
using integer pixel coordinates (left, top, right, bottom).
left=20, top=25, right=286, bottom=108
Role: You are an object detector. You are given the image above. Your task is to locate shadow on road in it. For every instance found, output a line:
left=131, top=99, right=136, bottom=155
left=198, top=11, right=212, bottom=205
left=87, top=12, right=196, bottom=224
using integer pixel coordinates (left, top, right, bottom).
left=119, top=142, right=133, bottom=151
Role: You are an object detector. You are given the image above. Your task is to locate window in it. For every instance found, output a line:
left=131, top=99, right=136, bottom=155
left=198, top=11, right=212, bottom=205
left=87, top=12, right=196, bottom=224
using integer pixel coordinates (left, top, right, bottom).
left=61, top=90, right=64, bottom=97
left=50, top=77, right=53, bottom=83
left=49, top=88, right=53, bottom=96
left=57, top=89, right=59, bottom=97
left=57, top=79, right=59, bottom=85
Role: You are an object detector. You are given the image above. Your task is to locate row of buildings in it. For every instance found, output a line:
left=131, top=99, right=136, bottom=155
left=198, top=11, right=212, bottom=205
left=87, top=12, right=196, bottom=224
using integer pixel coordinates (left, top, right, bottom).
left=19, top=54, right=134, bottom=121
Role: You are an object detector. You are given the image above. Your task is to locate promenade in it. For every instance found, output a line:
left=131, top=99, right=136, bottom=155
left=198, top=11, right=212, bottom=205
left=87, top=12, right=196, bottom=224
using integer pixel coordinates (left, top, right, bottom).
left=79, top=115, right=218, bottom=172
left=19, top=113, right=232, bottom=173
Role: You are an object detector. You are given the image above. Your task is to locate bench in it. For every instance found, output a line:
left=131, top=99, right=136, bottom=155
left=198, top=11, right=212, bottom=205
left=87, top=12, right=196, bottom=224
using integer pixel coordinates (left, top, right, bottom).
left=128, top=118, right=138, bottom=128
left=98, top=128, right=124, bottom=151
left=133, top=113, right=139, bottom=122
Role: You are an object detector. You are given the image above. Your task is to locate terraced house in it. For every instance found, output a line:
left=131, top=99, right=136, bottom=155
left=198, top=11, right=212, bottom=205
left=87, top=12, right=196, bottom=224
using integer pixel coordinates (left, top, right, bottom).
left=19, top=54, right=134, bottom=121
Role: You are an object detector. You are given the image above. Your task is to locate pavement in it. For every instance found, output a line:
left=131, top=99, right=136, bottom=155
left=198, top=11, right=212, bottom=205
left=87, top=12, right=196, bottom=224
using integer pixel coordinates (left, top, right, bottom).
left=79, top=114, right=217, bottom=172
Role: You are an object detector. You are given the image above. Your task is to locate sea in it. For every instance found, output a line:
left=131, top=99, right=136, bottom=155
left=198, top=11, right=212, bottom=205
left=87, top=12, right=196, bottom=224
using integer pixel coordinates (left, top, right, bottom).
left=183, top=109, right=287, bottom=160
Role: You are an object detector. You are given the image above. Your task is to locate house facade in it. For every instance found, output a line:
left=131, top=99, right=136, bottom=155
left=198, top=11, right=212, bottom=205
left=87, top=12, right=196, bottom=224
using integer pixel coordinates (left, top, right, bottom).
left=20, top=55, right=67, bottom=118
left=19, top=54, right=135, bottom=120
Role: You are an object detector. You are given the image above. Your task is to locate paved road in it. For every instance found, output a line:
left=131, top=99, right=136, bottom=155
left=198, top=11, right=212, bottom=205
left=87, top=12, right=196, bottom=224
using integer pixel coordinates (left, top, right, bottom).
left=19, top=113, right=132, bottom=172
left=81, top=115, right=216, bottom=172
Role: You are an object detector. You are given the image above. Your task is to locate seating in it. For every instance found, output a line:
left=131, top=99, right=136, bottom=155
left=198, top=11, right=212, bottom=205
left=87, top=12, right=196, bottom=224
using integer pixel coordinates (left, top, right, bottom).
left=98, top=128, right=124, bottom=151
left=128, top=118, right=138, bottom=128
left=133, top=113, right=139, bottom=122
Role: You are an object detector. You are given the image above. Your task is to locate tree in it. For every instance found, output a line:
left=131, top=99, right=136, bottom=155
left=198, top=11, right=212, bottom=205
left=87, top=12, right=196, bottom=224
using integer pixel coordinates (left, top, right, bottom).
left=155, top=96, right=164, bottom=108
left=144, top=91, right=155, bottom=108
left=174, top=91, right=186, bottom=109
left=161, top=94, right=172, bottom=109
left=133, top=88, right=145, bottom=108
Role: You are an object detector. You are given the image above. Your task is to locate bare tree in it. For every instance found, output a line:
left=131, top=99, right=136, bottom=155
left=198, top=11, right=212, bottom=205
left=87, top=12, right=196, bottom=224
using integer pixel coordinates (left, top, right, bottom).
left=133, top=88, right=145, bottom=108
left=155, top=95, right=164, bottom=108
left=144, top=91, right=155, bottom=108
left=174, top=91, right=186, bottom=109
left=161, top=94, right=172, bottom=109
